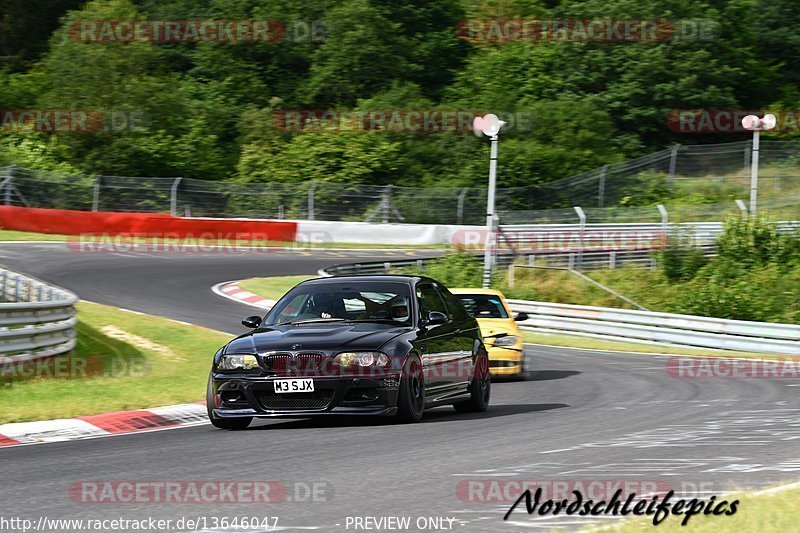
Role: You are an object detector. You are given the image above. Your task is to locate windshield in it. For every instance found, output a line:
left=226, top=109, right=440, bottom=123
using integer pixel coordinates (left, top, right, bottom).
left=456, top=294, right=509, bottom=319
left=264, top=281, right=413, bottom=326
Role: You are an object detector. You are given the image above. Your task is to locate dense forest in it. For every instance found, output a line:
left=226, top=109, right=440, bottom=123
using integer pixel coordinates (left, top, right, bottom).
left=1, top=0, right=798, bottom=193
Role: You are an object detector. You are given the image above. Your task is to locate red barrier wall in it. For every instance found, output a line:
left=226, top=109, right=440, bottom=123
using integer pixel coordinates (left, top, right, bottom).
left=0, top=206, right=298, bottom=241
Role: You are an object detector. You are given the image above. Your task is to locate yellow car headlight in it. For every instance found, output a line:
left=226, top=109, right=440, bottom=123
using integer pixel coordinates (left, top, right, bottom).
left=492, top=335, right=520, bottom=347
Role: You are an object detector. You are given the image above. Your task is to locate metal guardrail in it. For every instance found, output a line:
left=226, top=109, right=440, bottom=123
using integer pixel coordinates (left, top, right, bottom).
left=507, top=300, right=800, bottom=355
left=0, top=268, right=78, bottom=362
left=320, top=258, right=434, bottom=276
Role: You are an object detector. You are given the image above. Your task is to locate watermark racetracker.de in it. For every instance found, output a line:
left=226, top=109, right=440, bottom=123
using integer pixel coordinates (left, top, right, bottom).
left=69, top=480, right=332, bottom=504
left=69, top=20, right=328, bottom=44
left=271, top=109, right=535, bottom=134
left=451, top=228, right=666, bottom=253
left=456, top=18, right=718, bottom=43
left=0, top=110, right=147, bottom=133
left=668, top=109, right=800, bottom=134
left=667, top=356, right=800, bottom=378
left=66, top=232, right=336, bottom=254
left=0, top=355, right=147, bottom=387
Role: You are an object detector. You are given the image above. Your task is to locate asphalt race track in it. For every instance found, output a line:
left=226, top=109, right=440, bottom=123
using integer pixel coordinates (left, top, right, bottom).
left=1, top=242, right=799, bottom=532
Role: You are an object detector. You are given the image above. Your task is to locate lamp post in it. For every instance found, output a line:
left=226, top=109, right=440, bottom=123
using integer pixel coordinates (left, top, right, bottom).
left=741, top=113, right=776, bottom=215
left=473, top=114, right=507, bottom=288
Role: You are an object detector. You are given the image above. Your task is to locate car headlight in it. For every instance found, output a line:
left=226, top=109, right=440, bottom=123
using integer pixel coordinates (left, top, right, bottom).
left=335, top=351, right=389, bottom=367
left=218, top=354, right=259, bottom=371
left=491, top=335, right=520, bottom=347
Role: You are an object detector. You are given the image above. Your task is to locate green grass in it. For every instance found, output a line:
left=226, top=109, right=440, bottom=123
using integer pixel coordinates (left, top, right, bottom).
left=0, top=229, right=75, bottom=241
left=0, top=229, right=448, bottom=249
left=605, top=484, right=800, bottom=532
left=0, top=301, right=232, bottom=424
left=522, top=331, right=777, bottom=358
left=237, top=275, right=314, bottom=301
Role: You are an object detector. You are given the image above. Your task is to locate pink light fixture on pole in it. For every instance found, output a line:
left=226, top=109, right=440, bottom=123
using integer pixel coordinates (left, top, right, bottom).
left=473, top=114, right=507, bottom=288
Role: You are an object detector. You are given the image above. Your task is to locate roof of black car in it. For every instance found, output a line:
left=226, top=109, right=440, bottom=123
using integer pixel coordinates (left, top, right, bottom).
left=301, top=275, right=426, bottom=285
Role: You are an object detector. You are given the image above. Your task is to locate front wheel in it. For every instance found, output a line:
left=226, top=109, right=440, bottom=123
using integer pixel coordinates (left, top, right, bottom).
left=207, top=375, right=252, bottom=430
left=454, top=354, right=490, bottom=413
left=396, top=355, right=425, bottom=423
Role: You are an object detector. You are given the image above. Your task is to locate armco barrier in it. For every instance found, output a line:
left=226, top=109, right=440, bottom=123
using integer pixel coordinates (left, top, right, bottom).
left=320, top=259, right=800, bottom=355
left=0, top=268, right=78, bottom=362
left=0, top=206, right=298, bottom=242
left=507, top=300, right=800, bottom=355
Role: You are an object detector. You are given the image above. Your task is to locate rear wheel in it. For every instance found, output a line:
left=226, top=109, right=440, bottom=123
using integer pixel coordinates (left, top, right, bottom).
left=207, top=375, right=252, bottom=430
left=454, top=353, right=490, bottom=413
left=397, top=355, right=425, bottom=423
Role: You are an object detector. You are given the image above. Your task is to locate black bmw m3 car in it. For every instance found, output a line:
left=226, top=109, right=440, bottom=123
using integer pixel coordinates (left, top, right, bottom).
left=207, top=275, right=490, bottom=428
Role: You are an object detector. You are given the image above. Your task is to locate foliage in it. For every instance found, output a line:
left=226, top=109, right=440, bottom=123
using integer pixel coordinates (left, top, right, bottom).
left=499, top=217, right=800, bottom=323
left=0, top=0, right=794, bottom=192
left=659, top=230, right=708, bottom=282
left=716, top=214, right=800, bottom=269
left=404, top=252, right=484, bottom=288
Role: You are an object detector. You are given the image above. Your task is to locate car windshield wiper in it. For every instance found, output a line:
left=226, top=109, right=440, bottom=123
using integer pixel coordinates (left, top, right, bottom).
left=274, top=318, right=347, bottom=326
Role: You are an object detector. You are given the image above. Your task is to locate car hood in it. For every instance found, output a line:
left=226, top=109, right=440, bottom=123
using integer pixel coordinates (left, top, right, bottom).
left=475, top=318, right=519, bottom=339
left=224, top=323, right=409, bottom=355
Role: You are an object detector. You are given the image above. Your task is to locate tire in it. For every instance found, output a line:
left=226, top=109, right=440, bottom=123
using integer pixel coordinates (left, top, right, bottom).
left=514, top=358, right=526, bottom=381
left=207, top=375, right=252, bottom=430
left=454, top=353, right=490, bottom=413
left=396, top=354, right=425, bottom=423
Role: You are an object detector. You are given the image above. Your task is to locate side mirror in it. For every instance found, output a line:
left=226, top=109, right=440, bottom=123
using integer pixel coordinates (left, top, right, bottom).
left=426, top=311, right=448, bottom=326
left=514, top=312, right=529, bottom=322
left=242, top=315, right=262, bottom=329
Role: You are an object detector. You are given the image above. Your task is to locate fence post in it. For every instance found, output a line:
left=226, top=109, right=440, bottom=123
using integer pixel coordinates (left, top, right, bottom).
left=508, top=263, right=515, bottom=288
left=170, top=177, right=182, bottom=217
left=14, top=275, right=21, bottom=301
left=92, top=176, right=101, bottom=212
left=457, top=187, right=468, bottom=224
left=668, top=144, right=681, bottom=190
left=743, top=140, right=751, bottom=188
left=735, top=199, right=749, bottom=219
left=598, top=165, right=608, bottom=207
left=308, top=181, right=317, bottom=220
left=382, top=185, right=392, bottom=224
left=573, top=206, right=586, bottom=270
left=4, top=165, right=15, bottom=206
left=609, top=250, right=616, bottom=269
left=0, top=271, right=6, bottom=302
left=657, top=204, right=668, bottom=236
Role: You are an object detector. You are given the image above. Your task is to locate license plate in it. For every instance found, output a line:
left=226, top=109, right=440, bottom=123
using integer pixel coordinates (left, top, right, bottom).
left=274, top=378, right=314, bottom=393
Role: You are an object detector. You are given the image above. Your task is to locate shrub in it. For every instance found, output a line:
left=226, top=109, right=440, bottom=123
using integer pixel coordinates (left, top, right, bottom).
left=404, top=252, right=483, bottom=288
left=716, top=214, right=800, bottom=269
left=659, top=230, right=708, bottom=282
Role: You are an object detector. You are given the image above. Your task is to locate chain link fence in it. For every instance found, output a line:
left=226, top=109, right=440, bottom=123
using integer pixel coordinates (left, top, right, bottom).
left=1, top=140, right=799, bottom=225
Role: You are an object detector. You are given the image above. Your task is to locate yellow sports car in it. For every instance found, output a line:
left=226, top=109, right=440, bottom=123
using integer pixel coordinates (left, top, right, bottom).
left=450, top=288, right=528, bottom=377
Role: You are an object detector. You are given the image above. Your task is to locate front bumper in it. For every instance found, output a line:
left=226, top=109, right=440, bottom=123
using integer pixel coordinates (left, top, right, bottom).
left=487, top=346, right=524, bottom=375
left=210, top=372, right=402, bottom=418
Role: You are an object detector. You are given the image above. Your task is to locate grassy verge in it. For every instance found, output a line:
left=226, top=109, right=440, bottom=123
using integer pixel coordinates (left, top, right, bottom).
left=237, top=275, right=314, bottom=301
left=605, top=484, right=799, bottom=532
left=0, top=229, right=447, bottom=249
left=0, top=301, right=232, bottom=424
